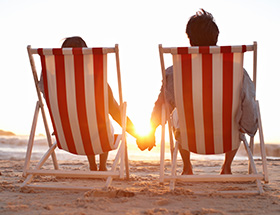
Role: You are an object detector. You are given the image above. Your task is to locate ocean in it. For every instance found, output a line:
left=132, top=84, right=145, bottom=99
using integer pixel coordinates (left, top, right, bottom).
left=0, top=135, right=279, bottom=162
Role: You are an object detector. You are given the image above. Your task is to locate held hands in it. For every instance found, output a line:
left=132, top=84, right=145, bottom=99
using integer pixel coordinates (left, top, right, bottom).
left=136, top=133, right=156, bottom=151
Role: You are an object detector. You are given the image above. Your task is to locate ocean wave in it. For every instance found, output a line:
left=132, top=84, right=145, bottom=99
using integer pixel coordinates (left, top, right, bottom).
left=0, top=136, right=50, bottom=146
left=237, top=143, right=280, bottom=157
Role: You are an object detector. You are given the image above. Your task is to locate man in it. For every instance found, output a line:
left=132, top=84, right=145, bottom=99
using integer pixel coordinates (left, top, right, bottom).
left=137, top=9, right=258, bottom=175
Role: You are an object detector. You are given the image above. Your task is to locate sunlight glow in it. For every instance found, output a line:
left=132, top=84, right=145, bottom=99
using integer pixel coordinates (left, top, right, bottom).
left=0, top=1, right=279, bottom=144
left=135, top=122, right=153, bottom=138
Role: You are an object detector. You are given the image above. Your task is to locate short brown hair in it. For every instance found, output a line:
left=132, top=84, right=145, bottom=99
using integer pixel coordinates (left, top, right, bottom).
left=186, top=9, right=219, bottom=46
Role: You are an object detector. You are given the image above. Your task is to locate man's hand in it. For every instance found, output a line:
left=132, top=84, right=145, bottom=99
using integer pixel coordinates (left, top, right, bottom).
left=136, top=134, right=156, bottom=151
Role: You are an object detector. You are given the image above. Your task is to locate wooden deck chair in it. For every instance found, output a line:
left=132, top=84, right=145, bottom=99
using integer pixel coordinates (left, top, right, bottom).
left=159, top=42, right=268, bottom=194
left=22, top=44, right=129, bottom=190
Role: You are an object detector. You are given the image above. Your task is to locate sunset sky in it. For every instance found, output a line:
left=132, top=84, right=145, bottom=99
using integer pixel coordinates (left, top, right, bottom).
left=0, top=0, right=280, bottom=144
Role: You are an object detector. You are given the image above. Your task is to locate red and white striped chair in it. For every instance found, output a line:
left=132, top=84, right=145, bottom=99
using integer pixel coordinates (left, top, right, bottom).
left=159, top=42, right=268, bottom=194
left=22, top=44, right=128, bottom=190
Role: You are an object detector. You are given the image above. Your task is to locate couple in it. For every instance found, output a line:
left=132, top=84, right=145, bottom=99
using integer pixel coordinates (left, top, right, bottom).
left=41, top=9, right=258, bottom=175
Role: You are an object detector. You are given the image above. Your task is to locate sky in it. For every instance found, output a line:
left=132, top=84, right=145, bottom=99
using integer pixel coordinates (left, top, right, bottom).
left=0, top=0, right=280, bottom=144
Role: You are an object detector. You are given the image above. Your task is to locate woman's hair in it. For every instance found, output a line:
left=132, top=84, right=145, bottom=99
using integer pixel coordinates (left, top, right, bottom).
left=61, top=36, right=87, bottom=48
left=186, top=9, right=219, bottom=46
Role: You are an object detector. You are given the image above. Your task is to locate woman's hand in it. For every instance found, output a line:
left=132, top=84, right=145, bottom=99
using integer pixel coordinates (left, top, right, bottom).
left=136, top=134, right=156, bottom=151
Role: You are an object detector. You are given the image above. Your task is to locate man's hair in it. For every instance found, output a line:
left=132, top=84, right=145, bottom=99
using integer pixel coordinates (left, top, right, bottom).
left=61, top=36, right=87, bottom=48
left=186, top=9, right=219, bottom=46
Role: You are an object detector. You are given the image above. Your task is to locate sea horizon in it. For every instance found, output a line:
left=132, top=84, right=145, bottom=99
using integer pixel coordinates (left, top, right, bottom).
left=1, top=134, right=279, bottom=162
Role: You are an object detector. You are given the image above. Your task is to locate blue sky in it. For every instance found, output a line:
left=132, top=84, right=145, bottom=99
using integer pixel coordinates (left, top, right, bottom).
left=0, top=0, right=280, bottom=143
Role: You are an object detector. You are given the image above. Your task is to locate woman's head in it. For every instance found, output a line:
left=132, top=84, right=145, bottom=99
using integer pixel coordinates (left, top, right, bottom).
left=61, top=36, right=87, bottom=48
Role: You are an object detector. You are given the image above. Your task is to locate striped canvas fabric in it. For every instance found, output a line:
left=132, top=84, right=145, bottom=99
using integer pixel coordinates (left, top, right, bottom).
left=37, top=48, right=115, bottom=155
left=172, top=46, right=248, bottom=154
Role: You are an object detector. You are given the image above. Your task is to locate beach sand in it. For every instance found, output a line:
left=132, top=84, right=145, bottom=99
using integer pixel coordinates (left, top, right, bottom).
left=0, top=158, right=280, bottom=215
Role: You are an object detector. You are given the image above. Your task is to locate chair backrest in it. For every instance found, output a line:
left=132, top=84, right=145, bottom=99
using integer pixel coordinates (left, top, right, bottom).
left=160, top=44, right=256, bottom=154
left=30, top=46, right=122, bottom=155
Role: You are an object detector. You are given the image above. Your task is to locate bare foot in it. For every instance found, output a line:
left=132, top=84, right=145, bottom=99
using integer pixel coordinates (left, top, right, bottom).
left=87, top=155, right=97, bottom=171
left=220, top=165, right=232, bottom=174
left=181, top=167, right=193, bottom=175
left=99, top=166, right=107, bottom=171
left=89, top=164, right=98, bottom=171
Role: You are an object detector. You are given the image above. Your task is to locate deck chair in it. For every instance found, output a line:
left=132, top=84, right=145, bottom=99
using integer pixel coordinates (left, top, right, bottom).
left=159, top=42, right=268, bottom=194
left=22, top=44, right=129, bottom=190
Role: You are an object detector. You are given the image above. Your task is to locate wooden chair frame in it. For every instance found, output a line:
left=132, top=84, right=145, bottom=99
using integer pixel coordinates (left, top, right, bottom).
left=22, top=44, right=129, bottom=191
left=158, top=42, right=268, bottom=194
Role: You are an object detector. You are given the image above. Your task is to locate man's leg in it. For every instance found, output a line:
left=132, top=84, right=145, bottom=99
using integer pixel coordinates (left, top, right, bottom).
left=172, top=109, right=193, bottom=175
left=99, top=152, right=109, bottom=171
left=87, top=155, right=97, bottom=171
left=221, top=148, right=238, bottom=174
left=178, top=143, right=193, bottom=175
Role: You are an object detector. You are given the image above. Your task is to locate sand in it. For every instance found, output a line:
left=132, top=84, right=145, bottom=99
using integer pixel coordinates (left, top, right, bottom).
left=0, top=158, right=280, bottom=215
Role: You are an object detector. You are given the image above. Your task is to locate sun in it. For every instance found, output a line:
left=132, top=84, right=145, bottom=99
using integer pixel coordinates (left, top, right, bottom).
left=134, top=121, right=153, bottom=138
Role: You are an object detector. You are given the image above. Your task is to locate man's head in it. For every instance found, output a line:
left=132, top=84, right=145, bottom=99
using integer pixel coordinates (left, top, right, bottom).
left=186, top=9, right=219, bottom=46
left=61, top=36, right=87, bottom=48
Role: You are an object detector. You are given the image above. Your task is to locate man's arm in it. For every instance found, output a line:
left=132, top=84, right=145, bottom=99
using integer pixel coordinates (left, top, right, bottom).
left=236, top=69, right=258, bottom=137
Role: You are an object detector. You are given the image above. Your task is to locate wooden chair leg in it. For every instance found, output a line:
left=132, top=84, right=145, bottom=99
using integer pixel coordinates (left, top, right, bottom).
left=248, top=136, right=254, bottom=174
left=256, top=101, right=269, bottom=182
left=21, top=142, right=57, bottom=187
left=41, top=103, right=59, bottom=170
left=105, top=142, right=122, bottom=188
left=125, top=140, right=129, bottom=180
left=170, top=141, right=179, bottom=191
left=159, top=105, right=166, bottom=184
left=243, top=137, right=264, bottom=194
left=23, top=102, right=40, bottom=176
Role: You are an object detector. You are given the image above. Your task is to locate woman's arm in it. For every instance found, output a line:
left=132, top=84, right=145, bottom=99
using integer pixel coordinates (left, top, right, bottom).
left=108, top=85, right=137, bottom=138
